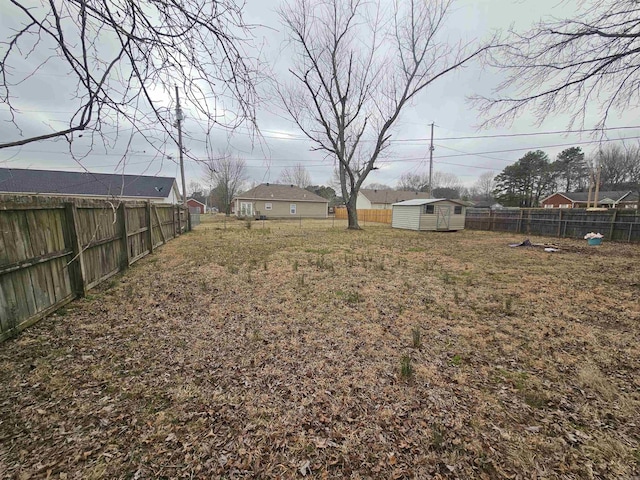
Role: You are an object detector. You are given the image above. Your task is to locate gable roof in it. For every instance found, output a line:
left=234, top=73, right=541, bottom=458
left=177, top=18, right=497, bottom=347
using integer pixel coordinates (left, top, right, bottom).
left=392, top=198, right=468, bottom=206
left=361, top=189, right=430, bottom=204
left=186, top=198, right=206, bottom=207
left=0, top=167, right=178, bottom=198
left=234, top=183, right=328, bottom=203
left=541, top=190, right=632, bottom=203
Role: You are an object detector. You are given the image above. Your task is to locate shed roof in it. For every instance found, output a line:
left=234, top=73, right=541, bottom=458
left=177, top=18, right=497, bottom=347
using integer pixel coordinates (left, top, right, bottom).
left=186, top=198, right=206, bottom=207
left=235, top=183, right=328, bottom=202
left=361, top=189, right=430, bottom=204
left=0, top=167, right=177, bottom=198
left=392, top=198, right=467, bottom=206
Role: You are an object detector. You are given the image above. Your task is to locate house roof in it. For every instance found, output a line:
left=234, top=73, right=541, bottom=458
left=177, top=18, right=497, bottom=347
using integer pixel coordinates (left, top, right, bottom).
left=234, top=183, right=329, bottom=203
left=361, top=189, right=430, bottom=204
left=186, top=198, right=206, bottom=207
left=392, top=198, right=468, bottom=206
left=0, top=167, right=178, bottom=198
left=541, top=190, right=632, bottom=203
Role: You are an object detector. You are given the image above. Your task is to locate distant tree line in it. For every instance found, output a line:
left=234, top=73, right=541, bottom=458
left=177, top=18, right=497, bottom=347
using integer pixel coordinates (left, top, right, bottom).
left=491, top=144, right=640, bottom=208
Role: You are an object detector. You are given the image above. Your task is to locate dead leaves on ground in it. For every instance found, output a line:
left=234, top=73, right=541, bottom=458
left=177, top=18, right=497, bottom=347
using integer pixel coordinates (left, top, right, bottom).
left=1, top=219, right=639, bottom=479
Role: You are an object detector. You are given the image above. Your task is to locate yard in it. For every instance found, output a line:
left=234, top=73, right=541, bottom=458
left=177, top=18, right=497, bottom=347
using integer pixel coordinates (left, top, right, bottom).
left=1, top=217, right=639, bottom=479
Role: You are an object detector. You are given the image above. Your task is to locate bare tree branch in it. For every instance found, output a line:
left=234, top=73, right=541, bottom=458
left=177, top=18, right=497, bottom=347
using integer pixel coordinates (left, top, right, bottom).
left=278, top=0, right=492, bottom=228
left=1, top=0, right=261, bottom=156
left=474, top=0, right=640, bottom=130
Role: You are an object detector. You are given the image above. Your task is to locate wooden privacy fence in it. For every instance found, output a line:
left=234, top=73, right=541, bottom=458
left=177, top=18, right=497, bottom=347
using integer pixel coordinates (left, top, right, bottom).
left=335, top=208, right=392, bottom=224
left=465, top=208, right=640, bottom=243
left=0, top=196, right=190, bottom=341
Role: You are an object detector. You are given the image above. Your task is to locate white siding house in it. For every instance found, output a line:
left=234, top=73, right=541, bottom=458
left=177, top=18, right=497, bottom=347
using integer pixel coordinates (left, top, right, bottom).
left=392, top=199, right=467, bottom=231
left=357, top=189, right=431, bottom=209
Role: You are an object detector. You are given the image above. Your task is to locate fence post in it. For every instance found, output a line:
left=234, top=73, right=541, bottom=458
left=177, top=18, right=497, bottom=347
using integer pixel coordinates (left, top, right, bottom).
left=171, top=205, right=176, bottom=237
left=65, top=201, right=87, bottom=297
left=489, top=210, right=494, bottom=231
left=119, top=203, right=130, bottom=268
left=516, top=209, right=523, bottom=233
left=609, top=209, right=617, bottom=240
left=177, top=205, right=182, bottom=235
left=147, top=201, right=154, bottom=254
left=557, top=210, right=563, bottom=237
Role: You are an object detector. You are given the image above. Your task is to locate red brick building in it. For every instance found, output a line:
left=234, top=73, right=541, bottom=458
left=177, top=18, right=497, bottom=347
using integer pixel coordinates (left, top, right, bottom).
left=186, top=198, right=206, bottom=214
left=540, top=191, right=638, bottom=209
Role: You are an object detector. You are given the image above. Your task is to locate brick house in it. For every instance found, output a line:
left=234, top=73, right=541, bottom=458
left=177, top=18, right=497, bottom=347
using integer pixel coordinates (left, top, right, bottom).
left=541, top=191, right=638, bottom=209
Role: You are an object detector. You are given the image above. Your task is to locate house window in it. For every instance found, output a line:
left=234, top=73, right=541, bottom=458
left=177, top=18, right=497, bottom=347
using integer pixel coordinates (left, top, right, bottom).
left=265, top=202, right=272, bottom=211
left=424, top=204, right=434, bottom=214
left=454, top=206, right=462, bottom=214
left=290, top=203, right=297, bottom=215
left=240, top=202, right=253, bottom=216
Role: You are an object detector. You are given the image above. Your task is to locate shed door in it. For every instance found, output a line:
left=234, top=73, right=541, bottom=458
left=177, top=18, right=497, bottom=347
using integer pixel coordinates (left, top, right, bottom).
left=436, top=206, right=451, bottom=230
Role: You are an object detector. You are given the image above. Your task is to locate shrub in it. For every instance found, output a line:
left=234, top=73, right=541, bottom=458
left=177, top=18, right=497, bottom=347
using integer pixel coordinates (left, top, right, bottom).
left=411, top=327, right=422, bottom=349
left=400, top=355, right=413, bottom=379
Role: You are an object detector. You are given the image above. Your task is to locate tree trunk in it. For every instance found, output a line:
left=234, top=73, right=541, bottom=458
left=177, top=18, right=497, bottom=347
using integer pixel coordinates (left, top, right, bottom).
left=346, top=194, right=360, bottom=230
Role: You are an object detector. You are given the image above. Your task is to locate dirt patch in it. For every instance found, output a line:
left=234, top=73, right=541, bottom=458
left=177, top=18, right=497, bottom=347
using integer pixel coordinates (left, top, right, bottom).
left=1, top=218, right=639, bottom=478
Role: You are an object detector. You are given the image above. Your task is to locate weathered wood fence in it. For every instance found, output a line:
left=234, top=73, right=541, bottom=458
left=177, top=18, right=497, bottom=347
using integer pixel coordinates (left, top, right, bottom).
left=465, top=208, right=640, bottom=243
left=0, top=196, right=190, bottom=341
left=335, top=208, right=392, bottom=224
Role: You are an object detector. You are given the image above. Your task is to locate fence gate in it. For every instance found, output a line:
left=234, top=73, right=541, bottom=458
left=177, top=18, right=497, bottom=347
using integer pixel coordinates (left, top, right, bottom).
left=436, top=206, right=451, bottom=230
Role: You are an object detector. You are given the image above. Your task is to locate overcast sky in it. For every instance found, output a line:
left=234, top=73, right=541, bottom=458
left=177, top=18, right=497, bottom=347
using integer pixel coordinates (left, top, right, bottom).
left=2, top=0, right=640, bottom=193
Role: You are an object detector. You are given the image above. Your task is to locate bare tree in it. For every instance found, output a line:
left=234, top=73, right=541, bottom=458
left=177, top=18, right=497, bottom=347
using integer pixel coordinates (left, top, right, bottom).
left=279, top=163, right=311, bottom=188
left=364, top=183, right=393, bottom=190
left=396, top=173, right=427, bottom=191
left=279, top=0, right=492, bottom=229
left=204, top=154, right=247, bottom=216
left=431, top=172, right=462, bottom=191
left=476, top=1, right=640, bottom=129
left=1, top=1, right=259, bottom=155
left=593, top=144, right=634, bottom=187
left=188, top=181, right=203, bottom=197
left=474, top=171, right=496, bottom=200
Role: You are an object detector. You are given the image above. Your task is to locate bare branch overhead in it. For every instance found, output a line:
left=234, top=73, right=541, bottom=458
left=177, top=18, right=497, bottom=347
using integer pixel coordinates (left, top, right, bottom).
left=1, top=0, right=262, bottom=151
left=474, top=0, right=640, bottom=130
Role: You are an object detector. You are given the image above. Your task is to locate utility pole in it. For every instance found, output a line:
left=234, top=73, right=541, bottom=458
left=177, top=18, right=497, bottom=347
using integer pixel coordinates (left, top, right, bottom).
left=175, top=86, right=187, bottom=205
left=428, top=122, right=435, bottom=197
left=593, top=154, right=602, bottom=209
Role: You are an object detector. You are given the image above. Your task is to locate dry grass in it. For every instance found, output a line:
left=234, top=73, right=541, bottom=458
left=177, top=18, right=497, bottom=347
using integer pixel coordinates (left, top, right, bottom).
left=1, top=215, right=639, bottom=479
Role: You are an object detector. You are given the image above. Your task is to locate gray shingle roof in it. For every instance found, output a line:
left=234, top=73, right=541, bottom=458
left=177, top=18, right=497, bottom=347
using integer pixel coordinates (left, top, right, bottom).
left=392, top=198, right=468, bottom=206
left=361, top=189, right=430, bottom=204
left=0, top=168, right=177, bottom=198
left=553, top=190, right=632, bottom=202
left=235, top=183, right=329, bottom=202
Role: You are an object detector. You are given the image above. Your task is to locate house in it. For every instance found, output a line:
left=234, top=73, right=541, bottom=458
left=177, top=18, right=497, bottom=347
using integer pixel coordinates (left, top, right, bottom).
left=541, top=191, right=638, bottom=209
left=470, top=200, right=504, bottom=210
left=357, top=189, right=431, bottom=209
left=233, top=183, right=329, bottom=218
left=186, top=198, right=206, bottom=214
left=0, top=167, right=182, bottom=203
left=392, top=198, right=467, bottom=231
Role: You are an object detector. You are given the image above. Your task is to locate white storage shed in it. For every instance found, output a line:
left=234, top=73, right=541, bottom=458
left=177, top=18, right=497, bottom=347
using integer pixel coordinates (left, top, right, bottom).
left=392, top=198, right=467, bottom=231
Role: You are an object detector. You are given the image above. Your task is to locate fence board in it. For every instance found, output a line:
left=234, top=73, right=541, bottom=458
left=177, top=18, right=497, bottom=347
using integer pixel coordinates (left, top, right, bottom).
left=0, top=196, right=189, bottom=341
left=465, top=208, right=640, bottom=243
left=334, top=208, right=392, bottom=224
